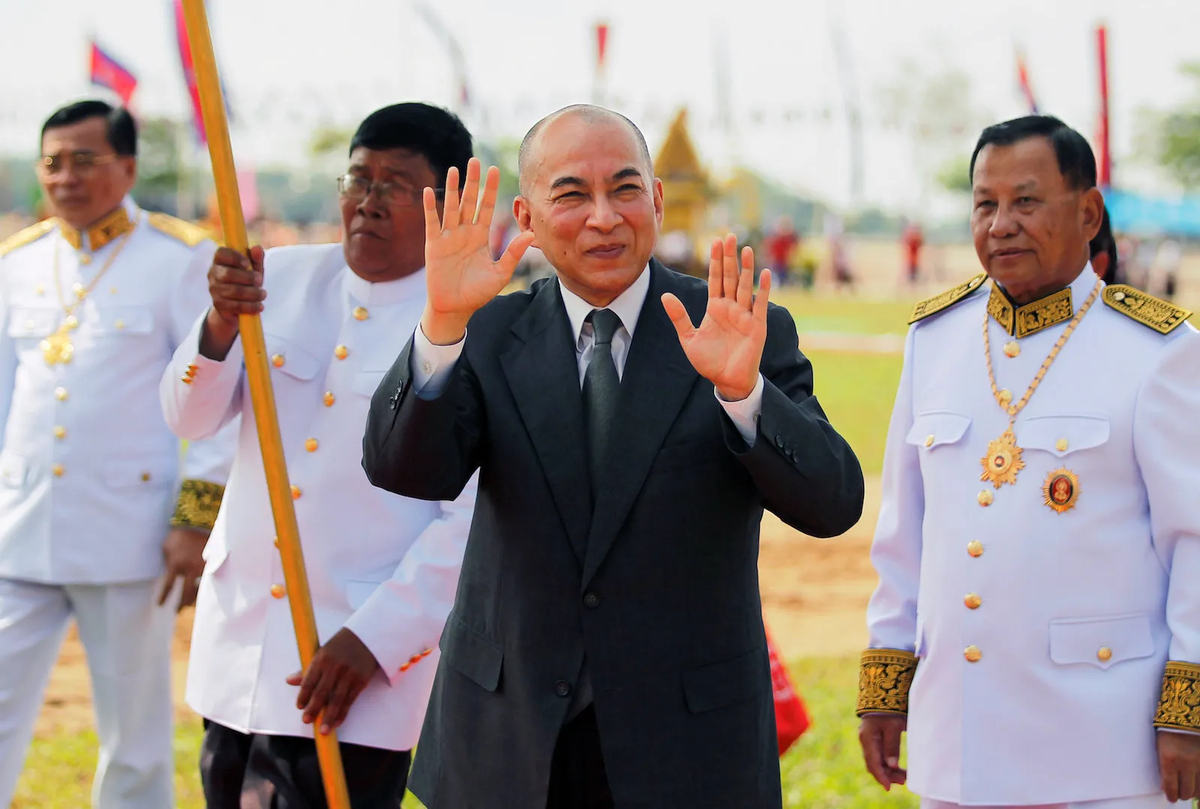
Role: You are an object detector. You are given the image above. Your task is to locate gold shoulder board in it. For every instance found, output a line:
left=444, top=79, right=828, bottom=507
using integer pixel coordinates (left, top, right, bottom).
left=1103, top=285, right=1192, bottom=335
left=0, top=219, right=55, bottom=257
left=147, top=212, right=211, bottom=248
left=908, top=273, right=987, bottom=324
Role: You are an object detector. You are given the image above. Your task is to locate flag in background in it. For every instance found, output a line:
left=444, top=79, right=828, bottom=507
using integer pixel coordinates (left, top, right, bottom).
left=89, top=41, right=138, bottom=107
left=172, top=0, right=235, bottom=145
left=1015, top=48, right=1039, bottom=114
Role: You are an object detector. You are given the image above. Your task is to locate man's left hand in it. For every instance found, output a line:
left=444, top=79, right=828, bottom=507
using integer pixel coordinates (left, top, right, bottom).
left=157, top=527, right=209, bottom=611
left=1158, top=729, right=1200, bottom=802
left=287, top=628, right=380, bottom=734
left=662, top=234, right=771, bottom=402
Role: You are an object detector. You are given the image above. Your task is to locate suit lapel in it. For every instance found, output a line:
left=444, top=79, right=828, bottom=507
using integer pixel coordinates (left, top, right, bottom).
left=500, top=279, right=591, bottom=565
left=583, top=262, right=699, bottom=586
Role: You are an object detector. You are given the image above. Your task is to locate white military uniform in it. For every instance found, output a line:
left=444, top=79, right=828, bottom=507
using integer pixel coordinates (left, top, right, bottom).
left=863, top=266, right=1200, bottom=808
left=0, top=198, right=234, bottom=809
left=160, top=243, right=475, bottom=751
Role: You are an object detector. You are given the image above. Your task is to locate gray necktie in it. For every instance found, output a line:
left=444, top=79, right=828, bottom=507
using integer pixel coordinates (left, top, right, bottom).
left=582, top=308, right=621, bottom=497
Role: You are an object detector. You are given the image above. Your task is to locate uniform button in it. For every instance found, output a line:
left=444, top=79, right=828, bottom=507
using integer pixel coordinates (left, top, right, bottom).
left=977, top=490, right=993, bottom=507
left=291, top=485, right=302, bottom=500
left=1004, top=341, right=1020, bottom=358
left=554, top=680, right=572, bottom=698
left=53, top=426, right=66, bottom=440
left=115, top=319, right=125, bottom=330
left=271, top=353, right=285, bottom=368
left=52, top=463, right=64, bottom=477
left=583, top=592, right=600, bottom=609
left=334, top=345, right=349, bottom=360
left=270, top=584, right=286, bottom=599
left=964, top=645, right=982, bottom=663
left=305, top=438, right=319, bottom=453
left=141, top=472, right=152, bottom=482
left=353, top=306, right=369, bottom=321
left=1112, top=291, right=1126, bottom=302
left=181, top=375, right=194, bottom=385
left=35, top=285, right=45, bottom=296
left=55, top=387, right=68, bottom=401
left=1097, top=646, right=1113, bottom=662
left=964, top=593, right=982, bottom=610
left=1056, top=438, right=1069, bottom=452
left=967, top=540, right=984, bottom=558
left=924, top=434, right=935, bottom=448
left=273, top=536, right=279, bottom=548
left=323, top=391, right=335, bottom=407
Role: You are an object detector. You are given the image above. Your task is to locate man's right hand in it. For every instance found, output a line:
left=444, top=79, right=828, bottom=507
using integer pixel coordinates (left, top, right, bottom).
left=200, top=245, right=267, bottom=360
left=859, top=714, right=908, bottom=790
left=420, top=158, right=535, bottom=345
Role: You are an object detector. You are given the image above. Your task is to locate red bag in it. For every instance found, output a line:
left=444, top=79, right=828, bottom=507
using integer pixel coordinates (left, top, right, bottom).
left=767, top=629, right=810, bottom=756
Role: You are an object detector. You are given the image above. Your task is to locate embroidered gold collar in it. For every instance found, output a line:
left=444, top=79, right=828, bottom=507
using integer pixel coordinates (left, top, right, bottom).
left=57, top=206, right=134, bottom=252
left=987, top=283, right=1074, bottom=338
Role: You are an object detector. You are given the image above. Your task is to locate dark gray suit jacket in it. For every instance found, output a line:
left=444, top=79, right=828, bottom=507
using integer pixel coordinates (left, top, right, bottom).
left=363, top=261, right=864, bottom=808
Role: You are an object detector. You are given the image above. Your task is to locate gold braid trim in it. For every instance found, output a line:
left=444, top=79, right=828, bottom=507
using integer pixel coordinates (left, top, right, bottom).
left=170, top=479, right=225, bottom=531
left=856, top=649, right=917, bottom=717
left=1154, top=661, right=1200, bottom=731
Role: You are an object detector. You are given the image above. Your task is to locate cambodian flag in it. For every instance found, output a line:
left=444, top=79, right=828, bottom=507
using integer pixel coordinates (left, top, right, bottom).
left=89, top=41, right=138, bottom=107
left=1016, top=49, right=1039, bottom=114
left=172, top=0, right=235, bottom=146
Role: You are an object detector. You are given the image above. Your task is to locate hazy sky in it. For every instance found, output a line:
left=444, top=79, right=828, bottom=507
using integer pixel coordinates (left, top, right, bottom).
left=1, top=0, right=1197, bottom=212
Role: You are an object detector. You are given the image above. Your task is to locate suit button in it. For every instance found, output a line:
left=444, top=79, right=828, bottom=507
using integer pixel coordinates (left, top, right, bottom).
left=1098, top=646, right=1113, bottom=662
left=271, top=353, right=285, bottom=368
left=583, top=592, right=600, bottom=609
left=324, top=391, right=336, bottom=407
left=774, top=435, right=785, bottom=449
left=967, top=540, right=984, bottom=557
left=334, top=345, right=349, bottom=360
left=924, top=434, right=935, bottom=447
left=270, top=584, right=285, bottom=599
left=964, top=645, right=982, bottom=663
left=964, top=593, right=982, bottom=610
left=555, top=680, right=572, bottom=698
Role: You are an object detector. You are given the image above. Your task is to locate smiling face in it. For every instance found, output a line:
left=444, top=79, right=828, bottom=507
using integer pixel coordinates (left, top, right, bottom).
left=970, top=137, right=1103, bottom=303
left=514, top=112, right=664, bottom=307
left=339, top=146, right=438, bottom=282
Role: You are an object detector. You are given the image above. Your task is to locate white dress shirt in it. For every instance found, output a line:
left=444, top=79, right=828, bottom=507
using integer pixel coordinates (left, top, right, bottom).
left=409, top=266, right=765, bottom=444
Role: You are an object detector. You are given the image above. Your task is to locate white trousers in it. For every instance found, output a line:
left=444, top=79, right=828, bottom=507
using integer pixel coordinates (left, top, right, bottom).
left=0, top=577, right=175, bottom=809
left=921, top=794, right=1177, bottom=808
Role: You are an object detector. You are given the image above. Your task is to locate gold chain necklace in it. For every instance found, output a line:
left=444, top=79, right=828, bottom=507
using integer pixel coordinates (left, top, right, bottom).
left=980, top=278, right=1102, bottom=488
left=41, top=215, right=139, bottom=366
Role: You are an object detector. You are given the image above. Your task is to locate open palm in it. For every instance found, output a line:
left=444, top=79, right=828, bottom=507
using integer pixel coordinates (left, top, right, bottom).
left=424, top=158, right=535, bottom=319
left=662, top=235, right=771, bottom=401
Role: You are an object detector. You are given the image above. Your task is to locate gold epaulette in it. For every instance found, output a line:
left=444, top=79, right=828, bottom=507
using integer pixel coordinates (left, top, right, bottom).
left=171, top=479, right=225, bottom=532
left=147, top=212, right=211, bottom=248
left=1155, top=661, right=1200, bottom=731
left=856, top=649, right=918, bottom=717
left=1103, top=285, right=1192, bottom=335
left=0, top=219, right=55, bottom=257
left=908, top=273, right=987, bottom=324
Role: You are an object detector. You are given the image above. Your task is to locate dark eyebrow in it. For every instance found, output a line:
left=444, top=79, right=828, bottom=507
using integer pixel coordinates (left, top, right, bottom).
left=611, top=167, right=644, bottom=183
left=550, top=175, right=586, bottom=191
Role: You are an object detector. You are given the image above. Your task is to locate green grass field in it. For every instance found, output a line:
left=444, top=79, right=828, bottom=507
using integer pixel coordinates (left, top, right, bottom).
left=15, top=657, right=918, bottom=809
left=773, top=289, right=916, bottom=337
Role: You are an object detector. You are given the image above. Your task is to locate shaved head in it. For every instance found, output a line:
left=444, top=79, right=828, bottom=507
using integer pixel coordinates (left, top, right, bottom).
left=517, top=104, right=653, bottom=197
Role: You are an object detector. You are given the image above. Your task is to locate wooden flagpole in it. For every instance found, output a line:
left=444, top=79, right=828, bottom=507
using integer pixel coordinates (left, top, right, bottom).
left=176, top=2, right=351, bottom=805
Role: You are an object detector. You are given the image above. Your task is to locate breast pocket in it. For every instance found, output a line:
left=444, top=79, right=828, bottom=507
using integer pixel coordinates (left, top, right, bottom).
left=7, top=307, right=60, bottom=340
left=1019, top=414, right=1110, bottom=458
left=1049, top=612, right=1155, bottom=670
left=263, top=333, right=321, bottom=382
left=905, top=412, right=972, bottom=453
left=91, top=305, right=155, bottom=335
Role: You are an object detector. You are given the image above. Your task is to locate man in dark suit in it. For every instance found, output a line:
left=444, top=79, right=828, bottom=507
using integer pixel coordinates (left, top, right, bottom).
left=362, top=104, right=864, bottom=808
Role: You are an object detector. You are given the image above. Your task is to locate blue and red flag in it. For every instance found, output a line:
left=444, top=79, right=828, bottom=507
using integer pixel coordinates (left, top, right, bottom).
left=172, top=0, right=235, bottom=145
left=1016, top=49, right=1039, bottom=114
left=89, top=41, right=138, bottom=107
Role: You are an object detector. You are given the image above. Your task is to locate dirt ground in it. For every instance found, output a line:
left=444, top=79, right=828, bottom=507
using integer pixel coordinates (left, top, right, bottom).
left=32, top=479, right=883, bottom=739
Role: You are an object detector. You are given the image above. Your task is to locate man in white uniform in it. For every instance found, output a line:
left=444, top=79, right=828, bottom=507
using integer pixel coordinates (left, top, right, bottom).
left=0, top=100, right=233, bottom=808
left=160, top=102, right=477, bottom=808
left=858, top=115, right=1200, bottom=807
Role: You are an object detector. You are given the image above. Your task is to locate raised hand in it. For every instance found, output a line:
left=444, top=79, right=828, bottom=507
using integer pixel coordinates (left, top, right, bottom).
left=421, top=158, right=535, bottom=345
left=661, top=234, right=772, bottom=401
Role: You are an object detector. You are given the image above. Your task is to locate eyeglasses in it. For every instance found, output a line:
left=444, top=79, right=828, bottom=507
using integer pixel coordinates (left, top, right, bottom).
left=37, top=151, right=122, bottom=176
left=337, top=174, right=445, bottom=207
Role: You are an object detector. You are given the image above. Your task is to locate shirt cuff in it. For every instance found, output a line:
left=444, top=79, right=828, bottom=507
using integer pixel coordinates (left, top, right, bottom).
left=411, top=324, right=466, bottom=396
left=715, top=373, right=764, bottom=448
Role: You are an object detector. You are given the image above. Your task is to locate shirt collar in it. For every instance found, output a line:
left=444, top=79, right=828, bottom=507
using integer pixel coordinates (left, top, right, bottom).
left=988, top=263, right=1100, bottom=339
left=343, top=265, right=428, bottom=307
left=558, top=264, right=652, bottom=344
left=57, top=196, right=140, bottom=252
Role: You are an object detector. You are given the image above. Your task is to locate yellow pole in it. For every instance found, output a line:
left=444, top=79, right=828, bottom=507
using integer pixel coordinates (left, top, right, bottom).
left=177, top=2, right=351, bottom=806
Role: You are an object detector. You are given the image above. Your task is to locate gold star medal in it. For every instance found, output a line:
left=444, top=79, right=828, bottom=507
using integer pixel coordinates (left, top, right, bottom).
left=980, top=429, right=1025, bottom=488
left=1043, top=468, right=1080, bottom=513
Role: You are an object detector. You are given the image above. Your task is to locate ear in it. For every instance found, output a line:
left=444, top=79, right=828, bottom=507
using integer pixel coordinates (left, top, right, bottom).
left=1080, top=187, right=1104, bottom=242
left=652, top=177, right=665, bottom=230
left=122, top=155, right=138, bottom=189
left=513, top=196, right=538, bottom=248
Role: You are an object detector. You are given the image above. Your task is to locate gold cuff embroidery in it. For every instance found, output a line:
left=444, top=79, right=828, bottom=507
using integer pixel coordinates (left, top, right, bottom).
left=1155, top=661, right=1200, bottom=731
left=171, top=479, right=225, bottom=531
left=857, top=649, right=917, bottom=717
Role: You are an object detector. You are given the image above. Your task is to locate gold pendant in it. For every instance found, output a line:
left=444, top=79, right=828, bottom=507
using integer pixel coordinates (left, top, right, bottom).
left=40, top=326, right=74, bottom=366
left=1043, top=468, right=1080, bottom=513
left=980, top=428, right=1025, bottom=488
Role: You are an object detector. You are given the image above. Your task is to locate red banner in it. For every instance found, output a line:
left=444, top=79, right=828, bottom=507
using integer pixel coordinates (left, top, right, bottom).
left=1096, top=24, right=1112, bottom=188
left=89, top=41, right=138, bottom=107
